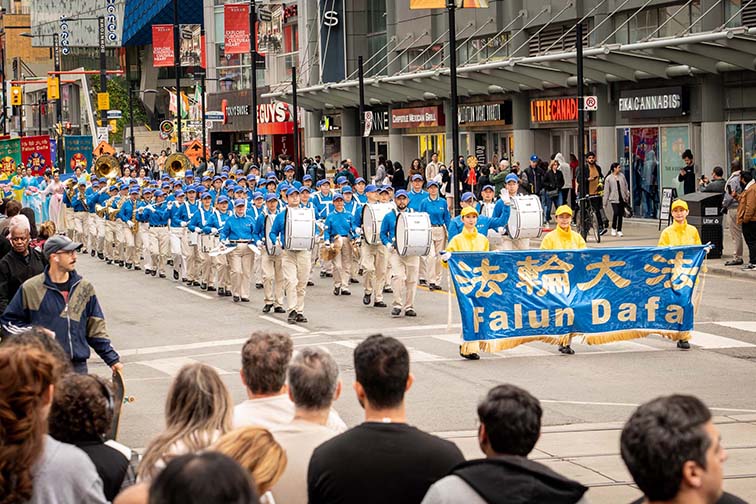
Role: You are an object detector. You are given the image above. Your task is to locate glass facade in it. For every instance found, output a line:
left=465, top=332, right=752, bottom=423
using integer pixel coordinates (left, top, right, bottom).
left=366, top=0, right=388, bottom=77
left=212, top=6, right=267, bottom=91
left=614, top=1, right=701, bottom=44
left=726, top=122, right=756, bottom=173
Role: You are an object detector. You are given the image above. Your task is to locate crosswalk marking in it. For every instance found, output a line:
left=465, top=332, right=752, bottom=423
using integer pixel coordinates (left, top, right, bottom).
left=136, top=356, right=234, bottom=376
left=691, top=331, right=756, bottom=349
left=331, top=339, right=447, bottom=362
left=714, top=321, right=756, bottom=334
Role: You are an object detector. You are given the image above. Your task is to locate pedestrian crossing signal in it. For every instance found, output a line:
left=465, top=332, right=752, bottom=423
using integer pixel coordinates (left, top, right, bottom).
left=10, top=86, right=22, bottom=106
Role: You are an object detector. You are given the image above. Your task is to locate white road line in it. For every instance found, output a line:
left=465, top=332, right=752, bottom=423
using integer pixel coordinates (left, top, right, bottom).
left=259, top=315, right=310, bottom=334
left=691, top=331, right=756, bottom=349
left=539, top=399, right=756, bottom=413
left=331, top=339, right=455, bottom=362
left=321, top=323, right=462, bottom=337
left=714, top=321, right=756, bottom=334
left=119, top=338, right=248, bottom=357
left=176, top=286, right=213, bottom=300
left=136, top=356, right=233, bottom=376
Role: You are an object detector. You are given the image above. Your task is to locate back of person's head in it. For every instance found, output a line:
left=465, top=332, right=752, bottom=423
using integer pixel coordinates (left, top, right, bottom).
left=741, top=170, right=753, bottom=184
left=5, top=200, right=21, bottom=218
left=49, top=374, right=114, bottom=444
left=38, top=221, right=56, bottom=240
left=477, top=384, right=542, bottom=457
left=241, top=332, right=292, bottom=395
left=621, top=395, right=723, bottom=503
left=713, top=166, right=724, bottom=178
left=139, top=363, right=232, bottom=480
left=148, top=452, right=258, bottom=504
left=731, top=159, right=742, bottom=173
left=0, top=345, right=63, bottom=503
left=353, top=334, right=410, bottom=409
left=19, top=208, right=37, bottom=239
left=0, top=325, right=72, bottom=373
left=288, top=346, right=340, bottom=411
left=212, top=427, right=287, bottom=496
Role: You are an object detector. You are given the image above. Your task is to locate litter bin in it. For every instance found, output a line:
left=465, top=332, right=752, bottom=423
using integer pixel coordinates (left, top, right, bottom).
left=682, top=192, right=723, bottom=259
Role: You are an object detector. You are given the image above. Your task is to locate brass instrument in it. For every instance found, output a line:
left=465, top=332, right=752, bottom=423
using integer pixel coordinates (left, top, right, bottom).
left=64, top=178, right=77, bottom=201
left=79, top=185, right=89, bottom=212
left=96, top=195, right=115, bottom=218
left=165, top=153, right=192, bottom=179
left=94, top=154, right=121, bottom=181
left=108, top=196, right=126, bottom=222
left=131, top=198, right=139, bottom=234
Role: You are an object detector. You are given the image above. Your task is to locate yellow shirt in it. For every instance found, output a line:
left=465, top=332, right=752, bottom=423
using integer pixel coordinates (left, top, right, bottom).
left=446, top=226, right=489, bottom=259
left=658, top=220, right=701, bottom=246
left=540, top=226, right=587, bottom=250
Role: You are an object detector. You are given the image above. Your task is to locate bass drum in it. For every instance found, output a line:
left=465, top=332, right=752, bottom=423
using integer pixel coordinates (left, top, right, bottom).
left=395, top=211, right=432, bottom=257
left=199, top=234, right=218, bottom=253
left=361, top=203, right=393, bottom=245
left=508, top=195, right=544, bottom=239
left=264, top=214, right=280, bottom=255
left=284, top=207, right=316, bottom=251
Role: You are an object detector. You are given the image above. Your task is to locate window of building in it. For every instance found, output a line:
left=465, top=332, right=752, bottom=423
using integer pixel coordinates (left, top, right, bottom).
left=366, top=0, right=388, bottom=77
left=212, top=5, right=266, bottom=91
left=616, top=1, right=702, bottom=45
left=528, top=22, right=592, bottom=56
left=460, top=33, right=510, bottom=64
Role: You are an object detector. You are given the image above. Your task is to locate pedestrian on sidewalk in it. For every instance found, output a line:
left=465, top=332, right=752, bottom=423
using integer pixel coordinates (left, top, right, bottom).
left=737, top=169, right=756, bottom=270
left=723, top=160, right=745, bottom=266
left=679, top=149, right=697, bottom=195
left=604, top=162, right=631, bottom=237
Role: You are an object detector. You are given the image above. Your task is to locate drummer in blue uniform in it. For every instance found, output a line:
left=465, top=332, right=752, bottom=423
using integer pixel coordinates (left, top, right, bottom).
left=213, top=195, right=233, bottom=297
left=419, top=180, right=451, bottom=291
left=324, top=192, right=356, bottom=296
left=219, top=198, right=256, bottom=303
left=256, top=193, right=286, bottom=314
left=380, top=190, right=419, bottom=317
left=356, top=184, right=388, bottom=308
left=302, top=174, right=314, bottom=190
left=408, top=174, right=428, bottom=211
left=353, top=178, right=368, bottom=203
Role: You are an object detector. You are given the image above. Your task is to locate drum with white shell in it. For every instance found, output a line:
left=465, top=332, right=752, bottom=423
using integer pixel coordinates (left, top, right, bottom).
left=395, top=211, right=432, bottom=256
left=507, top=195, right=544, bottom=239
left=361, top=203, right=393, bottom=245
left=284, top=207, right=316, bottom=251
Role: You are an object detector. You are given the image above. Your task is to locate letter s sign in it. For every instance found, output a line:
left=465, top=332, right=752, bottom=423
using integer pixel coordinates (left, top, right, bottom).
left=323, top=10, right=339, bottom=27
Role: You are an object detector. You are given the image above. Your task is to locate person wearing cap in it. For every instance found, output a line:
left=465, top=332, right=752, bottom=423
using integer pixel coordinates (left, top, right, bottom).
left=246, top=192, right=266, bottom=290
left=354, top=184, right=389, bottom=308
left=115, top=188, right=142, bottom=270
left=341, top=186, right=363, bottom=283
left=219, top=198, right=257, bottom=303
left=71, top=179, right=91, bottom=251
left=181, top=186, right=201, bottom=286
left=353, top=178, right=367, bottom=204
left=324, top=192, right=357, bottom=296
left=269, top=187, right=312, bottom=323
left=255, top=193, right=286, bottom=312
left=83, top=179, right=102, bottom=257
left=212, top=196, right=232, bottom=296
left=299, top=186, right=318, bottom=287
left=283, top=165, right=302, bottom=189
left=494, top=174, right=531, bottom=251
left=407, top=174, right=428, bottom=211
left=441, top=205, right=490, bottom=360
left=1, top=235, right=123, bottom=374
left=89, top=180, right=111, bottom=260
left=419, top=180, right=451, bottom=291
left=381, top=189, right=420, bottom=317
left=144, top=190, right=171, bottom=278
left=448, top=192, right=508, bottom=242
left=105, top=184, right=129, bottom=266
left=135, top=188, right=155, bottom=274
left=302, top=174, right=314, bottom=189
left=189, top=191, right=221, bottom=291
left=168, top=190, right=192, bottom=282
left=540, top=204, right=586, bottom=355
left=312, top=179, right=335, bottom=279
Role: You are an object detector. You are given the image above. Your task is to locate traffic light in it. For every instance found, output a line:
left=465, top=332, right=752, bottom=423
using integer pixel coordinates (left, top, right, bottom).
left=10, top=86, right=22, bottom=106
left=47, top=78, right=59, bottom=100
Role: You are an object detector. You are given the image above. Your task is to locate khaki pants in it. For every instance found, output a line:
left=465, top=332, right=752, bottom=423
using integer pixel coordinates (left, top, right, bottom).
left=422, top=226, right=447, bottom=285
left=95, top=215, right=106, bottom=254
left=149, top=226, right=170, bottom=274
left=73, top=211, right=88, bottom=246
left=85, top=213, right=98, bottom=252
left=137, top=223, right=152, bottom=270
left=499, top=236, right=531, bottom=251
left=361, top=242, right=387, bottom=302
left=252, top=250, right=262, bottom=285
left=728, top=208, right=744, bottom=260
left=229, top=245, right=253, bottom=298
left=117, top=221, right=137, bottom=265
left=170, top=227, right=187, bottom=279
left=282, top=249, right=312, bottom=313
left=65, top=207, right=75, bottom=237
left=389, top=251, right=420, bottom=310
left=213, top=254, right=230, bottom=290
left=105, top=220, right=120, bottom=261
left=182, top=232, right=199, bottom=281
left=262, top=250, right=284, bottom=307
left=332, top=236, right=353, bottom=289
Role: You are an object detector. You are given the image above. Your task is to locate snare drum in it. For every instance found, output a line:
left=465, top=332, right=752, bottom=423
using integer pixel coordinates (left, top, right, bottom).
left=361, top=203, right=393, bottom=245
left=395, top=211, right=432, bottom=256
left=284, top=207, right=316, bottom=251
left=187, top=231, right=199, bottom=247
left=264, top=215, right=278, bottom=255
left=508, top=195, right=544, bottom=239
left=199, top=234, right=218, bottom=253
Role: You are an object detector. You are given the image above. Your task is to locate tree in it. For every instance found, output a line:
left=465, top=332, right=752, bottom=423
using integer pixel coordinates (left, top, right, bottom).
left=89, top=76, right=148, bottom=145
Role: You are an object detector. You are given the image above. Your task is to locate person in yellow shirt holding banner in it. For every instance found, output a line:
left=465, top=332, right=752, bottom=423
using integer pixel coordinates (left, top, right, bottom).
left=658, top=199, right=701, bottom=350
left=540, top=205, right=586, bottom=355
left=441, top=206, right=489, bottom=360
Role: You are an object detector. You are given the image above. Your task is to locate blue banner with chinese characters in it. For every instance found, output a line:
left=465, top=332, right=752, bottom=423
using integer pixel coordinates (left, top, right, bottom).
left=447, top=246, right=708, bottom=353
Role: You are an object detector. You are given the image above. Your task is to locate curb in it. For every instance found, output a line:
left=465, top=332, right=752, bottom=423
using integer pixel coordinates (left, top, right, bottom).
left=706, top=265, right=756, bottom=280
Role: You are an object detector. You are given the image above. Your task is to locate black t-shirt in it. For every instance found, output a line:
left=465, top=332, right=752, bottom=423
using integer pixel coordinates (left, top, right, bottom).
left=630, top=492, right=747, bottom=504
left=308, top=422, right=465, bottom=504
left=76, top=442, right=129, bottom=501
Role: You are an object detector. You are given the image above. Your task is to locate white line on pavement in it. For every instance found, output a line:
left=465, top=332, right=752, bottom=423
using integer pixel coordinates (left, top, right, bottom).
left=540, top=399, right=756, bottom=413
left=691, top=330, right=756, bottom=349
left=714, top=321, right=756, bottom=334
left=136, top=356, right=233, bottom=376
left=259, top=315, right=310, bottom=334
left=119, top=338, right=248, bottom=357
left=176, top=286, right=213, bottom=300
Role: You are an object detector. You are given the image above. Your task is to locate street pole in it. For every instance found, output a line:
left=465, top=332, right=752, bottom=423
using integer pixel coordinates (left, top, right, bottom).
left=126, top=48, right=135, bottom=154
left=200, top=26, right=207, bottom=161
left=291, top=65, right=299, bottom=169
left=173, top=0, right=182, bottom=152
left=53, top=33, right=63, bottom=168
left=1, top=43, right=6, bottom=135
left=37, top=99, right=42, bottom=135
left=249, top=0, right=258, bottom=164
left=576, top=21, right=588, bottom=239
left=358, top=55, right=368, bottom=181
left=447, top=0, right=461, bottom=214
left=98, top=16, right=107, bottom=129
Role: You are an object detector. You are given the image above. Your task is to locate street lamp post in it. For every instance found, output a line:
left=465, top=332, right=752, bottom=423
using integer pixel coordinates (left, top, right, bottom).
left=98, top=16, right=106, bottom=129
left=447, top=0, right=461, bottom=214
left=249, top=0, right=258, bottom=164
left=172, top=0, right=182, bottom=152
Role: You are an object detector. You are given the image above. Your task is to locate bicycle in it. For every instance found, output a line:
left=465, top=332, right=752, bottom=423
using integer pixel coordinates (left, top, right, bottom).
left=575, top=195, right=604, bottom=243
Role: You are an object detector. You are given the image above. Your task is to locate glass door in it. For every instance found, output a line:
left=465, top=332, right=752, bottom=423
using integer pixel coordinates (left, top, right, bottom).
left=629, top=127, right=660, bottom=219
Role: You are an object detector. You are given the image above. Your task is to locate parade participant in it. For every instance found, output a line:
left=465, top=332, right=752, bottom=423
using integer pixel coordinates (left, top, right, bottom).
left=109, top=184, right=129, bottom=266
left=189, top=191, right=220, bottom=291
left=324, top=193, right=356, bottom=296
left=209, top=176, right=223, bottom=202
left=441, top=206, right=489, bottom=360
left=495, top=174, right=531, bottom=251
left=356, top=185, right=388, bottom=308
left=136, top=188, right=154, bottom=273
left=342, top=186, right=362, bottom=283
left=477, top=184, right=501, bottom=250
left=100, top=185, right=119, bottom=264
left=145, top=190, right=171, bottom=278
left=248, top=192, right=266, bottom=290
left=283, top=165, right=302, bottom=188
left=658, top=199, right=701, bottom=350
left=269, top=187, right=312, bottom=324
left=419, top=180, right=450, bottom=291
left=43, top=171, right=66, bottom=231
left=407, top=174, right=428, bottom=211
left=85, top=179, right=102, bottom=257
left=302, top=174, right=314, bottom=189
left=540, top=205, right=586, bottom=355
left=256, top=193, right=286, bottom=313
left=71, top=178, right=90, bottom=248
left=219, top=199, right=256, bottom=303
left=2, top=235, right=123, bottom=374
left=313, top=179, right=334, bottom=278
left=169, top=190, right=191, bottom=281
left=448, top=192, right=507, bottom=240
left=354, top=178, right=367, bottom=203
left=213, top=196, right=232, bottom=296
left=62, top=176, right=76, bottom=239
left=182, top=186, right=201, bottom=286
left=116, top=188, right=141, bottom=270
left=378, top=186, right=393, bottom=205
left=381, top=190, right=419, bottom=317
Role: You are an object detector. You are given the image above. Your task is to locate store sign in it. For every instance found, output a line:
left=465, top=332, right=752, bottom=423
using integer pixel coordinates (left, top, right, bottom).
left=619, top=87, right=685, bottom=118
left=530, top=98, right=578, bottom=123
left=458, top=103, right=502, bottom=124
left=391, top=106, right=444, bottom=129
left=367, top=110, right=390, bottom=135
left=320, top=115, right=341, bottom=132
left=319, top=0, right=346, bottom=82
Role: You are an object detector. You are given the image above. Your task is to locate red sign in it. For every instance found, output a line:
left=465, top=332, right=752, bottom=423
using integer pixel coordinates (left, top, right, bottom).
left=20, top=135, right=52, bottom=176
left=258, top=102, right=297, bottom=135
left=224, top=4, right=250, bottom=54
left=530, top=98, right=578, bottom=123
left=152, top=25, right=174, bottom=67
left=390, top=106, right=444, bottom=129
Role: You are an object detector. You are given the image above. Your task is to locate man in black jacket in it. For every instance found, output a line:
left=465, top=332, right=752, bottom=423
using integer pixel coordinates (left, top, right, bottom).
left=679, top=149, right=697, bottom=195
left=0, top=215, right=47, bottom=311
left=421, top=384, right=588, bottom=504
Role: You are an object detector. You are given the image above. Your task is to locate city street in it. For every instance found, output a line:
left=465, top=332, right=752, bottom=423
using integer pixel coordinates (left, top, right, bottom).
left=81, top=221, right=756, bottom=503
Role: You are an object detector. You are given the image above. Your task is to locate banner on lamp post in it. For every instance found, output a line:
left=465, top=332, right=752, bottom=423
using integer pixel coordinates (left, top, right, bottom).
left=224, top=3, right=250, bottom=54
left=152, top=25, right=174, bottom=67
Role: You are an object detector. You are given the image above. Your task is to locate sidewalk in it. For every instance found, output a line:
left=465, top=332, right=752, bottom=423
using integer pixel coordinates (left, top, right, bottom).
left=439, top=415, right=756, bottom=503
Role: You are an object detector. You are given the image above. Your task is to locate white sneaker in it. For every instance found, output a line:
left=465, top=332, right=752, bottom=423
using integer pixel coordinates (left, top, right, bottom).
left=618, top=231, right=623, bottom=237
left=611, top=229, right=617, bottom=236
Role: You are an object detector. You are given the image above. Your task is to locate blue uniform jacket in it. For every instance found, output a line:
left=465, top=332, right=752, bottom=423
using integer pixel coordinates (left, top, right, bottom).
left=408, top=189, right=429, bottom=211
left=189, top=206, right=220, bottom=234
left=493, top=198, right=513, bottom=222
left=145, top=202, right=171, bottom=226
left=169, top=201, right=194, bottom=228
left=220, top=213, right=256, bottom=242
left=380, top=208, right=414, bottom=246
left=419, top=196, right=450, bottom=227
left=116, top=198, right=139, bottom=223
left=324, top=210, right=355, bottom=242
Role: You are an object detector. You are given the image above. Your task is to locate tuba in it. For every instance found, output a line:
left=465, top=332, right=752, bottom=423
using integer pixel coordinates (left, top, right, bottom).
left=94, top=155, right=121, bottom=181
left=165, top=153, right=192, bottom=179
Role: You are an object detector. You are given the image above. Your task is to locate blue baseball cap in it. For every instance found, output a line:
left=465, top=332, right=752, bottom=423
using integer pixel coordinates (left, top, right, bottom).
left=286, top=187, right=300, bottom=196
left=284, top=165, right=295, bottom=172
left=234, top=198, right=246, bottom=207
left=365, top=184, right=378, bottom=193
left=303, top=174, right=313, bottom=182
left=154, top=190, right=165, bottom=198
left=175, top=190, right=185, bottom=197
left=505, top=173, right=520, bottom=183
left=316, top=179, right=330, bottom=187
left=212, top=176, right=222, bottom=182
left=220, top=173, right=229, bottom=179
left=266, top=171, right=277, bottom=178
left=143, top=188, right=154, bottom=194
left=246, top=174, right=256, bottom=181
left=300, top=186, right=312, bottom=193
left=332, top=193, right=344, bottom=201
left=395, top=190, right=409, bottom=199
left=235, top=169, right=244, bottom=175
left=427, top=180, right=439, bottom=188
left=378, top=186, right=390, bottom=193
left=341, top=186, right=353, bottom=194
left=161, top=174, right=170, bottom=180
left=217, top=196, right=229, bottom=204
left=233, top=186, right=245, bottom=193
left=92, top=180, right=100, bottom=186
left=336, top=176, right=348, bottom=185
left=461, top=191, right=476, bottom=202
left=119, top=183, right=129, bottom=191
left=186, top=186, right=197, bottom=193
left=265, top=193, right=278, bottom=202
left=529, top=154, right=538, bottom=162
left=201, top=191, right=212, bottom=199
left=355, top=177, right=366, bottom=184
left=201, top=176, right=211, bottom=182
left=411, top=174, right=423, bottom=181
left=108, top=185, right=118, bottom=192
left=277, top=182, right=289, bottom=193
left=253, top=191, right=264, bottom=200
left=128, top=188, right=139, bottom=195
left=185, top=171, right=194, bottom=177
left=481, top=184, right=494, bottom=192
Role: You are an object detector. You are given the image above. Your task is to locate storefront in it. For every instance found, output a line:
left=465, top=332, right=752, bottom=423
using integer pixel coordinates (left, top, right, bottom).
left=364, top=108, right=390, bottom=172
left=613, top=86, right=690, bottom=219
left=320, top=113, right=342, bottom=169
left=390, top=105, right=445, bottom=164
left=528, top=96, right=596, bottom=160
left=458, top=101, right=513, bottom=166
